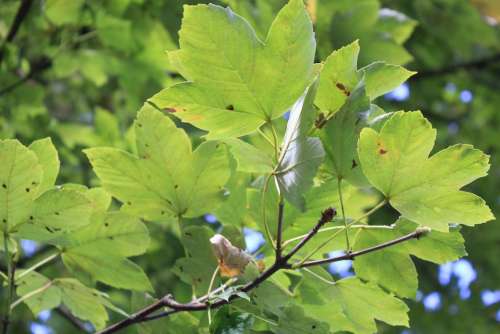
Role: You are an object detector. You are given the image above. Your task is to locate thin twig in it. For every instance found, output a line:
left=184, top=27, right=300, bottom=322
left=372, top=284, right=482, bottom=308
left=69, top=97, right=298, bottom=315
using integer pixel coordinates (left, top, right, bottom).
left=96, top=211, right=429, bottom=334
left=16, top=252, right=59, bottom=281
left=0, top=0, right=34, bottom=63
left=56, top=306, right=91, bottom=333
left=297, top=227, right=430, bottom=268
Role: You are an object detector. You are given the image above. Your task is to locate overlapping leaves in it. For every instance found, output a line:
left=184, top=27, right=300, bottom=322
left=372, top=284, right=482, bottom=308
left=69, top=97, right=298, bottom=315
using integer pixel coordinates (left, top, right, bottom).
left=0, top=138, right=92, bottom=233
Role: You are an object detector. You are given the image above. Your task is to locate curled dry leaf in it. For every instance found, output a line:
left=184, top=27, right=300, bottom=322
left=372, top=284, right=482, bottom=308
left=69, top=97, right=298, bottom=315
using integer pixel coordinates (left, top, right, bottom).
left=210, top=234, right=252, bottom=277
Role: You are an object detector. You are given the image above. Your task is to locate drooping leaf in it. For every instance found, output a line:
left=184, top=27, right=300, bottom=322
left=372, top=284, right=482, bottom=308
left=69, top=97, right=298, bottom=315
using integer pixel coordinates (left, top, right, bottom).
left=358, top=111, right=493, bottom=231
left=85, top=104, right=231, bottom=221
left=276, top=82, right=324, bottom=210
left=149, top=0, right=316, bottom=139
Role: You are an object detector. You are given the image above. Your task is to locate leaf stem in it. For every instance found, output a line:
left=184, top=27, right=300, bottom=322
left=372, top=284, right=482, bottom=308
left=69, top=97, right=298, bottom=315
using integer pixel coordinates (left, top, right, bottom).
left=291, top=199, right=387, bottom=267
left=275, top=198, right=285, bottom=260
left=16, top=252, right=59, bottom=281
left=206, top=266, right=220, bottom=325
left=296, top=228, right=430, bottom=268
left=337, top=178, right=350, bottom=251
left=2, top=232, right=16, bottom=334
left=261, top=174, right=277, bottom=250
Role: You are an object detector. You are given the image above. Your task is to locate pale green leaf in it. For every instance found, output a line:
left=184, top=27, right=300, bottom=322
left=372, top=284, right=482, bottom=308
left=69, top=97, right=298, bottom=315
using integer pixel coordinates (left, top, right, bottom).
left=28, top=138, right=59, bottom=196
left=57, top=278, right=109, bottom=330
left=315, top=40, right=360, bottom=115
left=45, top=0, right=84, bottom=25
left=150, top=0, right=315, bottom=139
left=16, top=271, right=61, bottom=315
left=173, top=226, right=219, bottom=295
left=358, top=111, right=493, bottom=231
left=0, top=139, right=42, bottom=231
left=223, top=139, right=273, bottom=174
left=85, top=104, right=231, bottom=221
left=32, top=188, right=92, bottom=231
left=353, top=228, right=418, bottom=298
left=362, top=62, right=416, bottom=100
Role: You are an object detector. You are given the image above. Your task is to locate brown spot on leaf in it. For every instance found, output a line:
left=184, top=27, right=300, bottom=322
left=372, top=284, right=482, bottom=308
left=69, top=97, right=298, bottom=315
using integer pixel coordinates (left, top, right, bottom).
left=379, top=148, right=388, bottom=155
left=336, top=82, right=350, bottom=96
left=164, top=107, right=177, bottom=113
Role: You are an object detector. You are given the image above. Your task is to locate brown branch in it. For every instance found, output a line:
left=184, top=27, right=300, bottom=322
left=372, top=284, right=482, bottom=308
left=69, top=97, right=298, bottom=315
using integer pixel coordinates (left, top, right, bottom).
left=55, top=306, right=91, bottom=333
left=297, top=227, right=430, bottom=268
left=96, top=212, right=428, bottom=334
left=0, top=0, right=34, bottom=63
left=275, top=200, right=285, bottom=259
left=413, top=53, right=500, bottom=80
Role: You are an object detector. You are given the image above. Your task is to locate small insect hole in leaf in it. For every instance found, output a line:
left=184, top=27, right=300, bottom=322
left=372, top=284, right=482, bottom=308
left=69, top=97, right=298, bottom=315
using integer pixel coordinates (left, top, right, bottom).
left=54, top=212, right=60, bottom=215
left=352, top=159, right=358, bottom=168
left=1, top=183, right=6, bottom=189
left=225, top=104, right=234, bottom=111
left=25, top=188, right=30, bottom=192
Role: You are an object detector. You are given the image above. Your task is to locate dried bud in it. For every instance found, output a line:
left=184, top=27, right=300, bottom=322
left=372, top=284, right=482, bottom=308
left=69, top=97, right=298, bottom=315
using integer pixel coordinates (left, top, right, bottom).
left=210, top=234, right=252, bottom=277
left=321, top=207, right=337, bottom=223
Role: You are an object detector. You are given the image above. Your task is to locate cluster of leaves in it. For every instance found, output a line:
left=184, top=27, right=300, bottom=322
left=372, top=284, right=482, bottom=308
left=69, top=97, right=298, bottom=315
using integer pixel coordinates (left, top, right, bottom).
left=1, top=0, right=498, bottom=334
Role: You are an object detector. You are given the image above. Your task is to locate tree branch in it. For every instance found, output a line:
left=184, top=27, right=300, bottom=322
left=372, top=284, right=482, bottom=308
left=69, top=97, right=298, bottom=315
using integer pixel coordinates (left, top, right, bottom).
left=275, top=199, right=285, bottom=260
left=413, top=53, right=500, bottom=80
left=96, top=212, right=429, bottom=334
left=0, top=0, right=34, bottom=63
left=297, top=227, right=431, bottom=268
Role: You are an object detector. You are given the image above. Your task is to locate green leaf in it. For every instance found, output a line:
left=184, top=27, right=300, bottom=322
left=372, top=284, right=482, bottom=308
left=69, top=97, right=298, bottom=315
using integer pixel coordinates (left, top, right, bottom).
left=210, top=307, right=254, bottom=334
left=0, top=139, right=42, bottom=231
left=277, top=305, right=329, bottom=334
left=223, top=139, right=273, bottom=174
left=319, top=81, right=371, bottom=186
left=28, top=138, right=59, bottom=196
left=85, top=104, right=231, bottom=221
left=150, top=0, right=315, bottom=139
left=315, top=40, right=360, bottom=115
left=173, top=225, right=219, bottom=295
left=57, top=278, right=109, bottom=330
left=394, top=218, right=466, bottom=264
left=60, top=212, right=152, bottom=291
left=358, top=111, right=493, bottom=231
left=352, top=228, right=418, bottom=298
left=362, top=62, right=416, bottom=100
left=302, top=276, right=409, bottom=334
left=276, top=82, right=324, bottom=210
left=45, top=0, right=84, bottom=25
left=16, top=271, right=61, bottom=315
left=62, top=252, right=152, bottom=292
left=32, top=188, right=92, bottom=231
left=214, top=173, right=250, bottom=227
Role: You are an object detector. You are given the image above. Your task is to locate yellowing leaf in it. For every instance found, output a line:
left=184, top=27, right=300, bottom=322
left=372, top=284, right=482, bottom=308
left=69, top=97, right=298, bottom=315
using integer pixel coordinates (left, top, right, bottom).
left=210, top=234, right=252, bottom=277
